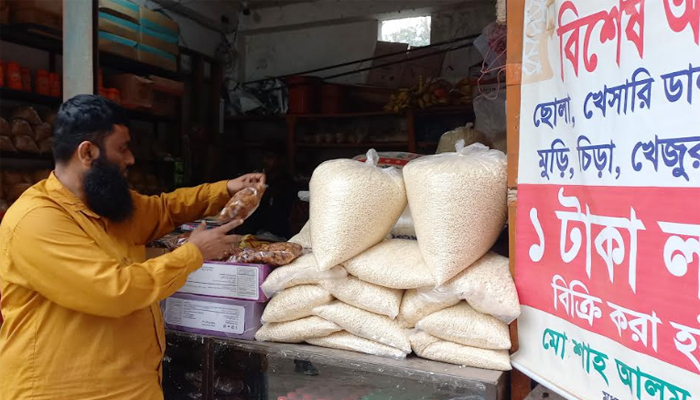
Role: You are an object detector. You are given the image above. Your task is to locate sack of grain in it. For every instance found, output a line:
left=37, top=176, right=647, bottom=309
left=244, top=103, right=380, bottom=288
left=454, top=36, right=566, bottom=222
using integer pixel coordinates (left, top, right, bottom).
left=442, top=252, right=520, bottom=323
left=318, top=276, right=403, bottom=319
left=255, top=316, right=342, bottom=343
left=313, top=302, right=411, bottom=353
left=260, top=254, right=347, bottom=297
left=397, top=289, right=460, bottom=328
left=289, top=221, right=311, bottom=250
left=436, top=123, right=491, bottom=154
left=410, top=331, right=511, bottom=371
left=343, top=240, right=434, bottom=289
left=415, top=302, right=511, bottom=350
left=310, top=149, right=407, bottom=270
left=307, top=331, right=408, bottom=360
left=403, top=142, right=507, bottom=285
left=261, top=285, right=333, bottom=323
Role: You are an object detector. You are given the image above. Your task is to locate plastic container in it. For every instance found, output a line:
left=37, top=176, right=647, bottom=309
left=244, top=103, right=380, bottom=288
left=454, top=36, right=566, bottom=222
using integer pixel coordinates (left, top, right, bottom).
left=7, top=62, right=22, bottom=90
left=49, top=72, right=61, bottom=97
left=162, top=293, right=264, bottom=340
left=20, top=67, right=31, bottom=92
left=287, top=75, right=321, bottom=114
left=36, top=70, right=50, bottom=95
left=0, top=59, right=4, bottom=87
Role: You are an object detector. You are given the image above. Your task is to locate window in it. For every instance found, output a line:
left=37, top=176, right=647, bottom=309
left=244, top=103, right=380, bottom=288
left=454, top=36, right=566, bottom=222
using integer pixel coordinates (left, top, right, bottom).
left=380, top=16, right=431, bottom=47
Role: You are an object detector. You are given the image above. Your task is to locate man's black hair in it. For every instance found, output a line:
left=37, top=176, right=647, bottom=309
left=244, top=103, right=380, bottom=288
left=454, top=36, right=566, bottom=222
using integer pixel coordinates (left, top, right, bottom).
left=52, top=94, right=130, bottom=162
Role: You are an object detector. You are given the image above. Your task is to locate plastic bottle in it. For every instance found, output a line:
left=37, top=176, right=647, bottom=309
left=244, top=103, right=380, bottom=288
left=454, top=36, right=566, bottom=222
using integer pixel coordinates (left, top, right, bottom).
left=7, top=62, right=22, bottom=90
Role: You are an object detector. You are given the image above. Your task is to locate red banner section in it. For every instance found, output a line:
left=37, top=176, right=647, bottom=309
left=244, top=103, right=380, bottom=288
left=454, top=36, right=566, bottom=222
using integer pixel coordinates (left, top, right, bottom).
left=516, top=184, right=700, bottom=375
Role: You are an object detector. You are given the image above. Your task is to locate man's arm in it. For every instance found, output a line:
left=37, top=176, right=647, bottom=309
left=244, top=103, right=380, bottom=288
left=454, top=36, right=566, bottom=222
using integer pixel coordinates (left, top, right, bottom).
left=129, top=181, right=231, bottom=245
left=8, top=207, right=204, bottom=318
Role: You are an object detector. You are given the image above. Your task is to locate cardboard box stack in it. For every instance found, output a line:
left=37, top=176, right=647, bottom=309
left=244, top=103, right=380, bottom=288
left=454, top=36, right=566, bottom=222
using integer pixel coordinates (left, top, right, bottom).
left=98, top=0, right=179, bottom=72
left=7, top=0, right=62, bottom=32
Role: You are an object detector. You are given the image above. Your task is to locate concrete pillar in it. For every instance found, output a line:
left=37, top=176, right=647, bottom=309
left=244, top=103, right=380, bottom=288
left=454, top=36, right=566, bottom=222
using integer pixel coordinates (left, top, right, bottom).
left=62, top=0, right=97, bottom=100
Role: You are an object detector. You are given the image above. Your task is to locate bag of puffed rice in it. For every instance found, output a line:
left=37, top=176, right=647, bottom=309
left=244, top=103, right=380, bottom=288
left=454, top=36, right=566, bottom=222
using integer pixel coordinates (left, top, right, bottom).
left=415, top=302, right=511, bottom=350
left=410, top=331, right=511, bottom=371
left=261, top=285, right=333, bottom=323
left=397, top=289, right=460, bottom=328
left=343, top=239, right=434, bottom=289
left=260, top=254, right=347, bottom=297
left=310, top=149, right=407, bottom=270
left=440, top=252, right=520, bottom=323
left=307, top=331, right=408, bottom=360
left=312, top=301, right=411, bottom=353
left=403, top=141, right=507, bottom=285
left=255, top=316, right=342, bottom=343
left=318, top=276, right=403, bottom=319
left=289, top=221, right=311, bottom=250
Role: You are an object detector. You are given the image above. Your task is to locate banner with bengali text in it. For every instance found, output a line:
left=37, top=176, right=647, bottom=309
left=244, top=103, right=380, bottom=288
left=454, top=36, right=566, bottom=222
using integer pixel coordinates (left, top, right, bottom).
left=512, top=1, right=700, bottom=400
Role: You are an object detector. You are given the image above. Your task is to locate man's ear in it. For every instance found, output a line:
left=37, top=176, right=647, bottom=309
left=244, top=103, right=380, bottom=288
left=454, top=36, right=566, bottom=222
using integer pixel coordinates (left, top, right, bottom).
left=77, top=141, right=100, bottom=167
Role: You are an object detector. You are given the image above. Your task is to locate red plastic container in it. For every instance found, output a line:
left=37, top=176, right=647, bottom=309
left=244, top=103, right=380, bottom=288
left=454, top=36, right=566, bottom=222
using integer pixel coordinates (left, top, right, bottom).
left=287, top=75, right=321, bottom=114
left=7, top=62, right=22, bottom=90
left=0, top=59, right=4, bottom=87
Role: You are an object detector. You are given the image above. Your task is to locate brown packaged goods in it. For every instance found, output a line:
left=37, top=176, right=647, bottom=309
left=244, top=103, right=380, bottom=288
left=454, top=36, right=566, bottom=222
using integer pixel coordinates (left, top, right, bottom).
left=149, top=75, right=184, bottom=97
left=38, top=137, right=52, bottom=154
left=218, top=183, right=266, bottom=223
left=98, top=0, right=139, bottom=23
left=227, top=242, right=303, bottom=267
left=34, top=123, right=52, bottom=142
left=10, top=8, right=61, bottom=31
left=13, top=135, right=40, bottom=153
left=0, top=118, right=9, bottom=136
left=6, top=183, right=32, bottom=203
left=11, top=106, right=42, bottom=126
left=105, top=74, right=154, bottom=110
left=10, top=119, right=33, bottom=137
left=0, top=136, right=16, bottom=152
left=42, top=111, right=57, bottom=127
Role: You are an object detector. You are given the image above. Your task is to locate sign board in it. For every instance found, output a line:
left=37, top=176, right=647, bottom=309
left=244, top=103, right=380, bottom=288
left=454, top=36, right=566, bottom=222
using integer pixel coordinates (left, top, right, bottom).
left=512, top=1, right=700, bottom=400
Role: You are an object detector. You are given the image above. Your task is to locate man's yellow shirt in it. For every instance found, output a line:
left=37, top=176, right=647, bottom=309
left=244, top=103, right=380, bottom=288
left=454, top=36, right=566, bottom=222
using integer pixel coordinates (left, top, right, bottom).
left=0, top=173, right=230, bottom=400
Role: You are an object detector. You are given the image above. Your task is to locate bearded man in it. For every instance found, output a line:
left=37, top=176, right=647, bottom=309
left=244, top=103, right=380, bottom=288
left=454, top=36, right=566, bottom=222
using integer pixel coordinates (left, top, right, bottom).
left=0, top=94, right=264, bottom=400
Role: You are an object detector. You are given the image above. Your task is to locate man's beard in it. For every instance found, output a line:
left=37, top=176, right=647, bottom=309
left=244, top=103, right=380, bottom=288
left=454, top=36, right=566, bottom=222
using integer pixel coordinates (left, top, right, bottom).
left=83, top=155, right=134, bottom=222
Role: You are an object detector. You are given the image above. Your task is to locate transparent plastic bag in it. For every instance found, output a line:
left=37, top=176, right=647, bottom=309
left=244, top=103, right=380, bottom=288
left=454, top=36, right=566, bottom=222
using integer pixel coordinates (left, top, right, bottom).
left=410, top=331, right=511, bottom=371
left=0, top=136, right=16, bottom=152
left=436, top=123, right=491, bottom=154
left=255, top=316, right=342, bottom=343
left=307, top=331, right=408, bottom=360
left=313, top=301, right=411, bottom=353
left=415, top=302, right=511, bottom=350
left=227, top=242, right=303, bottom=266
left=288, top=221, right=311, bottom=249
left=12, top=135, right=39, bottom=153
left=438, top=252, right=520, bottom=324
left=397, top=288, right=460, bottom=328
left=310, top=149, right=407, bottom=270
left=218, top=183, right=267, bottom=223
left=262, top=285, right=333, bottom=323
left=318, top=276, right=403, bottom=319
left=261, top=254, right=347, bottom=297
left=403, top=141, right=507, bottom=285
left=342, top=239, right=434, bottom=289
left=389, top=205, right=416, bottom=239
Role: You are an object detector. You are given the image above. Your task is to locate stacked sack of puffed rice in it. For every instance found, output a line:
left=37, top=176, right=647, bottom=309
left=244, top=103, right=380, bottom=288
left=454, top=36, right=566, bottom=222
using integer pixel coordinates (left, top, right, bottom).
left=257, top=143, right=520, bottom=370
left=256, top=150, right=415, bottom=359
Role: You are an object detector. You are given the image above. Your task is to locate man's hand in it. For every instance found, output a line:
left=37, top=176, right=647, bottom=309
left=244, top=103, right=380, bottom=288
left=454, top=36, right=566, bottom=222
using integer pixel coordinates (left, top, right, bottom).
left=188, top=219, right=244, bottom=261
left=227, top=173, right=266, bottom=196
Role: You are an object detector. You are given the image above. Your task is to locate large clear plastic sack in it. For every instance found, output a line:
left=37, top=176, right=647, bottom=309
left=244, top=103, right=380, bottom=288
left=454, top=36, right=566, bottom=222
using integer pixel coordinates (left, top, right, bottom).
left=310, top=149, right=407, bottom=270
left=436, top=123, right=490, bottom=154
left=403, top=141, right=507, bottom=285
left=260, top=254, right=346, bottom=297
